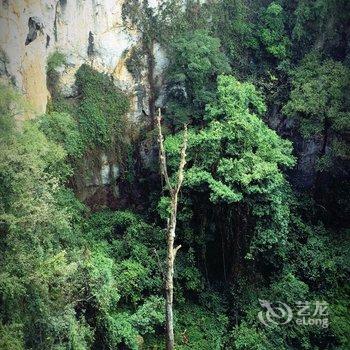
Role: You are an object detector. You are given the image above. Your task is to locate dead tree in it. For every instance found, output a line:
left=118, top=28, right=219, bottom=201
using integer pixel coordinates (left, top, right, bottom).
left=156, top=108, right=188, bottom=350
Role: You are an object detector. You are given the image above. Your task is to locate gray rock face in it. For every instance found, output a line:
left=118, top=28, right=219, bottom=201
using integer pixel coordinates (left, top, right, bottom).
left=25, top=16, right=44, bottom=46
left=0, top=0, right=166, bottom=117
left=0, top=0, right=168, bottom=208
left=293, top=137, right=321, bottom=189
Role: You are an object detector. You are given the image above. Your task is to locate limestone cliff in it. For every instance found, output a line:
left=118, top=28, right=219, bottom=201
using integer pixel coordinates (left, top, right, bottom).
left=0, top=0, right=168, bottom=208
left=0, top=0, right=166, bottom=117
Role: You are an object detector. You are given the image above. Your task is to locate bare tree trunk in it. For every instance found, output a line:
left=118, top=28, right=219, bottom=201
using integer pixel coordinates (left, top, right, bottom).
left=156, top=108, right=187, bottom=350
left=165, top=211, right=179, bottom=350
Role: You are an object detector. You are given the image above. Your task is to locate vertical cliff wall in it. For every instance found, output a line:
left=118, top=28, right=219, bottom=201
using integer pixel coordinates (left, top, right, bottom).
left=0, top=0, right=168, bottom=208
left=0, top=0, right=166, bottom=117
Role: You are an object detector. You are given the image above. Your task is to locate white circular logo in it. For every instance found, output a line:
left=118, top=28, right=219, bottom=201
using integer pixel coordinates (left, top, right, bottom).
left=258, top=299, right=293, bottom=326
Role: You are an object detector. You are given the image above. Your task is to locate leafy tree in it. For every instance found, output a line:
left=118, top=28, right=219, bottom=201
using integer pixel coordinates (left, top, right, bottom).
left=0, top=103, right=90, bottom=349
left=284, top=53, right=350, bottom=170
left=165, top=75, right=295, bottom=283
left=259, top=2, right=290, bottom=61
left=165, top=30, right=231, bottom=125
left=291, top=0, right=350, bottom=59
left=0, top=83, right=26, bottom=140
left=211, top=0, right=259, bottom=76
left=37, top=112, right=85, bottom=158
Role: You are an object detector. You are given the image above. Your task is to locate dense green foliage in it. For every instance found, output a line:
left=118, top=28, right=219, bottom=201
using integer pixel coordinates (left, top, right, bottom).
left=284, top=53, right=350, bottom=170
left=165, top=75, right=295, bottom=261
left=259, top=2, right=290, bottom=61
left=75, top=64, right=130, bottom=149
left=47, top=63, right=131, bottom=153
left=43, top=63, right=133, bottom=207
left=1, top=0, right=349, bottom=349
left=166, top=30, right=231, bottom=125
left=0, top=101, right=162, bottom=347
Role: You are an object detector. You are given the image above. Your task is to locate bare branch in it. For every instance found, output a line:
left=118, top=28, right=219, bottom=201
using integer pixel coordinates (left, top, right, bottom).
left=173, top=244, right=182, bottom=259
left=175, top=124, right=188, bottom=196
left=156, top=108, right=173, bottom=193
